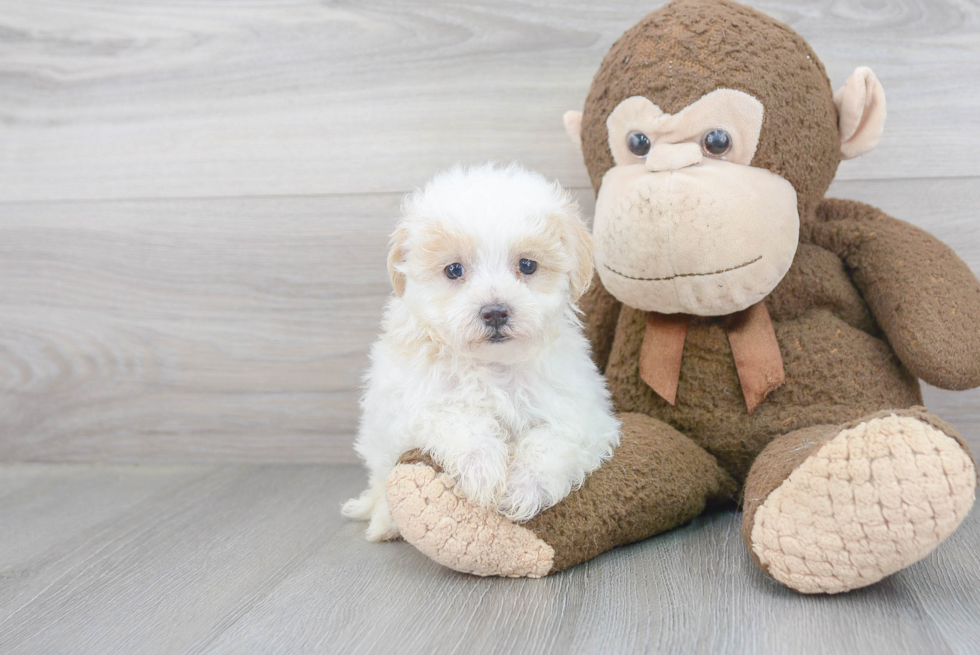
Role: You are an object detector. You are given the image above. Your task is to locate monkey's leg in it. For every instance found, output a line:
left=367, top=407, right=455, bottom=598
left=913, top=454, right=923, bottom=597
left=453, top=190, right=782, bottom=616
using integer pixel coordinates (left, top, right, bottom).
left=384, top=413, right=737, bottom=577
left=742, top=408, right=977, bottom=594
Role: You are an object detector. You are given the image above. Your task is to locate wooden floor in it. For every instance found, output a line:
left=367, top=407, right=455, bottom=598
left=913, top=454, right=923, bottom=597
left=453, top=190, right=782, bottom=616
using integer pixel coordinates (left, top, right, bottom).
left=0, top=461, right=977, bottom=655
left=3, top=0, right=980, bottom=652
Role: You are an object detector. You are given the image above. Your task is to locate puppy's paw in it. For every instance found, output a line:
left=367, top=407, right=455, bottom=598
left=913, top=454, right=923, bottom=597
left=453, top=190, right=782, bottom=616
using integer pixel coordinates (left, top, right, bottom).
left=341, top=491, right=374, bottom=520
left=365, top=499, right=400, bottom=542
left=452, top=440, right=509, bottom=508
left=499, top=463, right=561, bottom=523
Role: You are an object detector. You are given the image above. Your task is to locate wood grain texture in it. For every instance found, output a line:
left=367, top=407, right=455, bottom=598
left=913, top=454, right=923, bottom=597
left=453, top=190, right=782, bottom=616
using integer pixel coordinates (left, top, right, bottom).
left=0, top=463, right=365, bottom=654
left=0, top=0, right=979, bottom=203
left=0, top=194, right=397, bottom=462
left=1, top=462, right=979, bottom=654
left=2, top=1, right=979, bottom=650
left=2, top=179, right=978, bottom=462
left=1, top=0, right=980, bottom=462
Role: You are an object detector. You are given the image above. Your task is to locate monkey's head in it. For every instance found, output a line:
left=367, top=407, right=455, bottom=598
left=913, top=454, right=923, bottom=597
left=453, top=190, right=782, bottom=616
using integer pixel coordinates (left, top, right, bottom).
left=564, top=0, right=886, bottom=316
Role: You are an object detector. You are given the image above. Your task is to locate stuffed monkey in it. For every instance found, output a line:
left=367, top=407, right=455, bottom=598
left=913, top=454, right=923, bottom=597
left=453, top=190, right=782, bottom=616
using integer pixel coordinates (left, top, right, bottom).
left=383, top=0, right=980, bottom=593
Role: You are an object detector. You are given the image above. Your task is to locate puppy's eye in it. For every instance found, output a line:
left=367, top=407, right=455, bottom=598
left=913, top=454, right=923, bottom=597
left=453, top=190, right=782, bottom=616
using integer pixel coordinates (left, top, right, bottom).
left=627, top=132, right=651, bottom=157
left=444, top=262, right=465, bottom=279
left=701, top=129, right=732, bottom=157
left=518, top=259, right=537, bottom=275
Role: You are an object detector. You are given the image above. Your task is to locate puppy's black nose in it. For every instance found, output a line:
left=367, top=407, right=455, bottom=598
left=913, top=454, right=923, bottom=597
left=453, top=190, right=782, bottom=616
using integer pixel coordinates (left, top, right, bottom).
left=480, top=304, right=510, bottom=329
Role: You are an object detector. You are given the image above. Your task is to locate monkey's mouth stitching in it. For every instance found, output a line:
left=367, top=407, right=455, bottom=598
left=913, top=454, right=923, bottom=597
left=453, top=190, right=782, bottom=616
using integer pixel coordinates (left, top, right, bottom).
left=604, top=255, right=762, bottom=282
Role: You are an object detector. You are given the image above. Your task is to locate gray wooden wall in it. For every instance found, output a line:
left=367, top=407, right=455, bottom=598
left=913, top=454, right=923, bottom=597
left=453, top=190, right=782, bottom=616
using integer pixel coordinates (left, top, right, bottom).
left=1, top=0, right=979, bottom=463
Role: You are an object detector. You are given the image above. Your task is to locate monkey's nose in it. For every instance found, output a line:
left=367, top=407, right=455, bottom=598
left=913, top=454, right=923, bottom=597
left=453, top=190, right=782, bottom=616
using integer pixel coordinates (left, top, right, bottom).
left=645, top=142, right=703, bottom=172
left=480, top=304, right=510, bottom=329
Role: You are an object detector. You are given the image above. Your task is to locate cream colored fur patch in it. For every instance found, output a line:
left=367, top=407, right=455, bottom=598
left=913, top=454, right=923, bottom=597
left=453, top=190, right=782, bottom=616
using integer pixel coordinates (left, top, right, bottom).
left=387, top=463, right=555, bottom=578
left=750, top=415, right=976, bottom=594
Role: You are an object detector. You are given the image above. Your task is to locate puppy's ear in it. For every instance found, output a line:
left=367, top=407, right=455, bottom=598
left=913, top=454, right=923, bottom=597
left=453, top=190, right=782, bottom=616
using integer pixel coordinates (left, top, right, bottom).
left=557, top=205, right=594, bottom=303
left=387, top=225, right=409, bottom=296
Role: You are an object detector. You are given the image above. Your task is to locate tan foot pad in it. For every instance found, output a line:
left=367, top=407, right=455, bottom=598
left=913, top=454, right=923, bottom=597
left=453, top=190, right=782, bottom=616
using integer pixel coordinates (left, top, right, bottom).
left=386, top=463, right=555, bottom=578
left=751, top=415, right=976, bottom=593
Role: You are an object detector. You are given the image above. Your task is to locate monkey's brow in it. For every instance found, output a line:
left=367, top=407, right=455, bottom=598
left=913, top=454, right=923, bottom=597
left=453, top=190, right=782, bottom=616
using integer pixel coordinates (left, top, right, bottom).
left=604, top=256, right=762, bottom=281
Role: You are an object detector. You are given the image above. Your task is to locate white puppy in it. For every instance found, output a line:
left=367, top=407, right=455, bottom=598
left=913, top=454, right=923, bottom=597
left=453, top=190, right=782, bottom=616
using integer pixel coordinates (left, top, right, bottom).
left=342, top=163, right=620, bottom=541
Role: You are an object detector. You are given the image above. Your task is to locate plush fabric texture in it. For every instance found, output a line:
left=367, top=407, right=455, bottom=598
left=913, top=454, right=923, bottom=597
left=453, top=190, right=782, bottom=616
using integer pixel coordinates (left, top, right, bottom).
left=835, top=67, right=886, bottom=160
left=381, top=0, right=980, bottom=592
left=638, top=302, right=786, bottom=412
left=742, top=409, right=976, bottom=593
left=390, top=414, right=738, bottom=574
left=580, top=0, right=840, bottom=219
left=596, top=196, right=980, bottom=482
left=592, top=157, right=800, bottom=315
left=387, top=455, right=555, bottom=577
left=741, top=408, right=976, bottom=564
left=602, top=241, right=926, bottom=481
left=524, top=412, right=738, bottom=571
left=808, top=199, right=980, bottom=390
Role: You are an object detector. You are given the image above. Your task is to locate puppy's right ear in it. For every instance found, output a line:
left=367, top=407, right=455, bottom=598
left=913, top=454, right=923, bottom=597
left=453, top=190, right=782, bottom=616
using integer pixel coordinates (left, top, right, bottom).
left=554, top=203, right=594, bottom=303
left=387, top=225, right=409, bottom=297
left=563, top=110, right=583, bottom=151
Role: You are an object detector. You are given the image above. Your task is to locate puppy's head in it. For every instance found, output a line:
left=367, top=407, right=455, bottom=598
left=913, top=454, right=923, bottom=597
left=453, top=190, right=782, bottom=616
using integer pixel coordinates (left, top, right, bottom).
left=389, top=164, right=593, bottom=363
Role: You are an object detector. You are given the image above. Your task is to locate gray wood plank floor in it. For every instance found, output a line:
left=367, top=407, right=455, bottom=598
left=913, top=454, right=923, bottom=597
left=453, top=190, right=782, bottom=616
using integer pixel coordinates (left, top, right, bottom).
left=2, top=1, right=980, bottom=651
left=1, top=460, right=977, bottom=655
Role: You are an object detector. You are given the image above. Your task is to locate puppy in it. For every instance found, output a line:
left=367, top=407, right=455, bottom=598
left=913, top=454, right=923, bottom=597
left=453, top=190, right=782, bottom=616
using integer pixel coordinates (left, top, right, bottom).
left=342, top=163, right=620, bottom=541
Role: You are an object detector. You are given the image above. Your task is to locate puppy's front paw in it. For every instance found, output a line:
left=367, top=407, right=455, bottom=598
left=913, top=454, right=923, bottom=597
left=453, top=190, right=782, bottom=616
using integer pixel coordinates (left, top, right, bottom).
left=341, top=491, right=374, bottom=521
left=452, top=440, right=509, bottom=508
left=499, top=464, right=557, bottom=523
left=365, top=498, right=400, bottom=542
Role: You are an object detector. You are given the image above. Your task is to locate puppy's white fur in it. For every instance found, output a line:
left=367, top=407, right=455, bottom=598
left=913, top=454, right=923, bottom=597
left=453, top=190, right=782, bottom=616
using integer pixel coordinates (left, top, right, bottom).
left=342, top=163, right=620, bottom=541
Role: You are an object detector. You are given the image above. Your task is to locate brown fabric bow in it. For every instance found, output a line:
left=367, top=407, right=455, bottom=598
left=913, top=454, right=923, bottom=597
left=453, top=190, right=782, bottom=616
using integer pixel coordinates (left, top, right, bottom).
left=638, top=301, right=785, bottom=413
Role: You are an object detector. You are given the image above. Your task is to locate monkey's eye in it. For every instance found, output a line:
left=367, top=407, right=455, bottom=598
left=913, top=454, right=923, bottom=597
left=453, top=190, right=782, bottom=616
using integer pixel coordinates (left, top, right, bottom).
left=518, top=259, right=537, bottom=275
left=701, top=129, right=732, bottom=157
left=445, top=263, right=465, bottom=279
left=627, top=132, right=651, bottom=157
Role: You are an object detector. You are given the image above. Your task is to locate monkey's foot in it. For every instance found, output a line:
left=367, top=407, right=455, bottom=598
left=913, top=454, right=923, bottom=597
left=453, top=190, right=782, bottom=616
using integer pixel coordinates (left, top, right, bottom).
left=746, top=411, right=976, bottom=594
left=386, top=414, right=738, bottom=577
left=386, top=456, right=555, bottom=578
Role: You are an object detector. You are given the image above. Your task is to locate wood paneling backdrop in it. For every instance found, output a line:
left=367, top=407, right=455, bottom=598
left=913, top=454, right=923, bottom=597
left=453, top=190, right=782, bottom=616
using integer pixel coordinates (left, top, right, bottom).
left=1, top=0, right=979, bottom=463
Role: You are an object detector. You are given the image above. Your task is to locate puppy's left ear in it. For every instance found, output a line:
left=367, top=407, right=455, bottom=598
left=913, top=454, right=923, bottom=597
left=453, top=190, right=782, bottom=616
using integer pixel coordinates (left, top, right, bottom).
left=387, top=225, right=409, bottom=296
left=558, top=206, right=594, bottom=303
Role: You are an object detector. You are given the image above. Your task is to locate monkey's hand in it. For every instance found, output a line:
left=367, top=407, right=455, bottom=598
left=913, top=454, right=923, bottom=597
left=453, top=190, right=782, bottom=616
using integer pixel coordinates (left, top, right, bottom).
left=811, top=198, right=980, bottom=390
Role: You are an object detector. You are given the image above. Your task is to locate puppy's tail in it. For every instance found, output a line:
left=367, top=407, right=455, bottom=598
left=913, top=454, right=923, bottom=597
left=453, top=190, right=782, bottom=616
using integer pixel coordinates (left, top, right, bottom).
left=341, top=489, right=376, bottom=520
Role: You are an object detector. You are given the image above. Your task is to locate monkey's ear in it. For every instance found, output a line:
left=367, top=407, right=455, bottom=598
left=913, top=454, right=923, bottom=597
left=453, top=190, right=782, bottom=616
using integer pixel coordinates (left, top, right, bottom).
left=563, top=110, right=583, bottom=151
left=834, top=67, right=886, bottom=160
left=387, top=225, right=409, bottom=296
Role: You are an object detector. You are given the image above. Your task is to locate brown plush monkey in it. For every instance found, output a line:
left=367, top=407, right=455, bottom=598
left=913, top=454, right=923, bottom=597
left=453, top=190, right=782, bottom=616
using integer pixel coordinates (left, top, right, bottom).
left=383, top=0, right=980, bottom=593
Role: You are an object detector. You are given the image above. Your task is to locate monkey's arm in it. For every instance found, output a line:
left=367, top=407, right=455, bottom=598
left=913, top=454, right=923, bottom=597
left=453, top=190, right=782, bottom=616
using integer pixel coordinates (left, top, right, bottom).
left=808, top=198, right=980, bottom=390
left=579, top=272, right=622, bottom=373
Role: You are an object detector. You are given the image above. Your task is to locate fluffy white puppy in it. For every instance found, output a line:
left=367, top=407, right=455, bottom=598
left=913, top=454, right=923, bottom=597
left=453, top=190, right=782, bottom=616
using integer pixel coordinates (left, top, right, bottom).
left=342, top=163, right=620, bottom=541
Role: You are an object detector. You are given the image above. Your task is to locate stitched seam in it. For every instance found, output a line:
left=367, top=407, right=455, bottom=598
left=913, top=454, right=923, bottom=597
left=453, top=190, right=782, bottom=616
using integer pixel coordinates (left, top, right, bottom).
left=604, top=255, right=762, bottom=282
